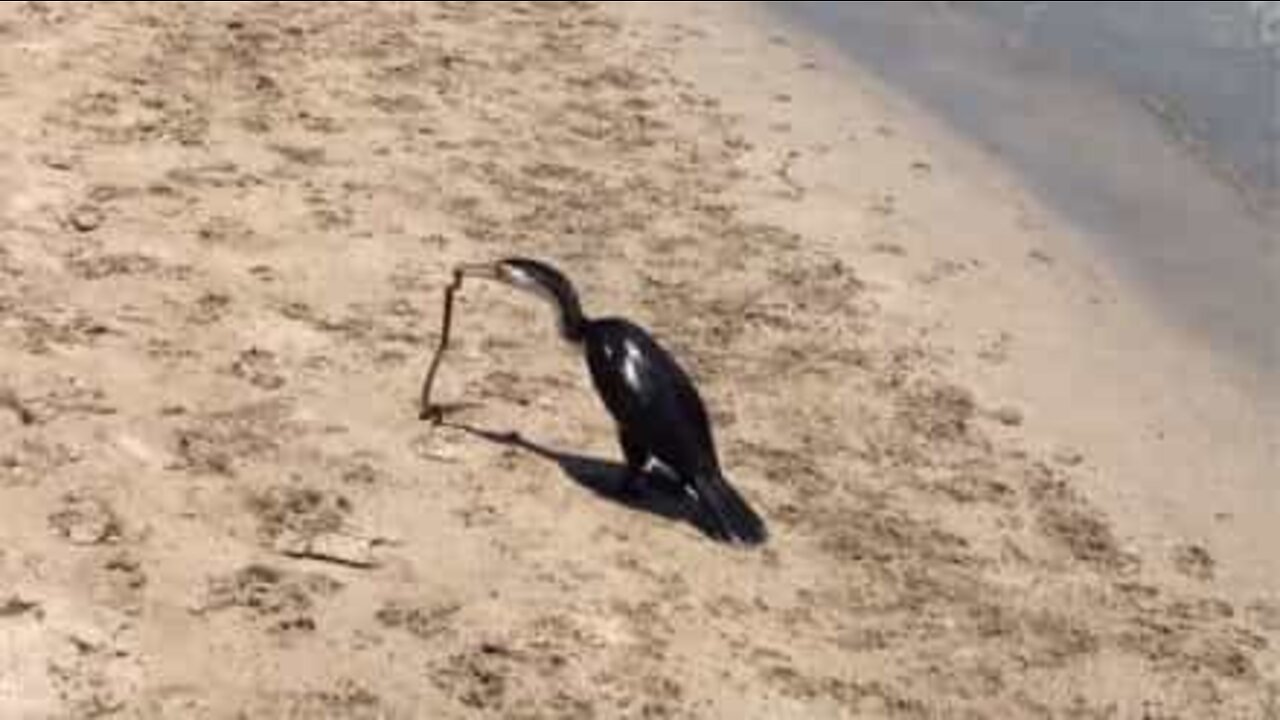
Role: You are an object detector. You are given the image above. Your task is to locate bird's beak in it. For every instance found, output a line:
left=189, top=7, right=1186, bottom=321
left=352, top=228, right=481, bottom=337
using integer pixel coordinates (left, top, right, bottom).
left=454, top=262, right=503, bottom=282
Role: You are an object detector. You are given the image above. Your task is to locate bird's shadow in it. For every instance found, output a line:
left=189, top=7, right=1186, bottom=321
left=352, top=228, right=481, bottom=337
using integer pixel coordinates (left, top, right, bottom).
left=438, top=419, right=721, bottom=539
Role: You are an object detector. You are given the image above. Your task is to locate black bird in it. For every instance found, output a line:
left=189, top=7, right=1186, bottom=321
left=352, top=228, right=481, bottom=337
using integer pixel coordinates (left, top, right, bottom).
left=457, top=257, right=767, bottom=546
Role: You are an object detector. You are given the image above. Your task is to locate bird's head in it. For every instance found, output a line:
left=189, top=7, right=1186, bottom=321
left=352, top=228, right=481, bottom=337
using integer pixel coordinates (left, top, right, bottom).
left=495, top=257, right=573, bottom=297
left=457, top=257, right=585, bottom=341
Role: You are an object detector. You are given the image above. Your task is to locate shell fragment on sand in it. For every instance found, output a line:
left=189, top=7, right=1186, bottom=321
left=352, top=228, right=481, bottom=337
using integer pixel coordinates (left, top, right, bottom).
left=272, top=530, right=382, bottom=569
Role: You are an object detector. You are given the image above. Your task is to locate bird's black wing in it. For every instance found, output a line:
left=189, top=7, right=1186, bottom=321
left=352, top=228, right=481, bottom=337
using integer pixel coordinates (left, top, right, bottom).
left=583, top=318, right=718, bottom=476
left=584, top=318, right=765, bottom=544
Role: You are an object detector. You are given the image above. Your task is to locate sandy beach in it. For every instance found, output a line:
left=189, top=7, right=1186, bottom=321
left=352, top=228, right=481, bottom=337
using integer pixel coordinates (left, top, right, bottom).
left=1, top=2, right=1277, bottom=717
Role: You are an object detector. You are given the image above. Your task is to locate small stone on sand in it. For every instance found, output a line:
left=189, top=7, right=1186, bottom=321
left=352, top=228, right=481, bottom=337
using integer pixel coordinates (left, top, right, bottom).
left=990, top=406, right=1024, bottom=427
left=69, top=204, right=105, bottom=232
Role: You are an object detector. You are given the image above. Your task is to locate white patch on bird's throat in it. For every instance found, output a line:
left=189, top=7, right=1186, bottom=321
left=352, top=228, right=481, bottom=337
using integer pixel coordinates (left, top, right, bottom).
left=508, top=268, right=558, bottom=310
left=503, top=265, right=576, bottom=341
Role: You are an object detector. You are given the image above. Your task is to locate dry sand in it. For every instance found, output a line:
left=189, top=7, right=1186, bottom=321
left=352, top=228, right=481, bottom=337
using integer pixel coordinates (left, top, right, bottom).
left=0, top=2, right=1277, bottom=718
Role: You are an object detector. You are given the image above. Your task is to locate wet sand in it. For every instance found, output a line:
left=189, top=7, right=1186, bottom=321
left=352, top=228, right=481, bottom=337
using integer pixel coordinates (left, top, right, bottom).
left=777, top=1, right=1280, bottom=393
left=1, top=2, right=1277, bottom=717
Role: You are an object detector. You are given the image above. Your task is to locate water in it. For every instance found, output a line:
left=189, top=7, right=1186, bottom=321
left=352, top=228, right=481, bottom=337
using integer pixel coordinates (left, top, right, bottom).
left=964, top=2, right=1279, bottom=201
left=773, top=1, right=1279, bottom=391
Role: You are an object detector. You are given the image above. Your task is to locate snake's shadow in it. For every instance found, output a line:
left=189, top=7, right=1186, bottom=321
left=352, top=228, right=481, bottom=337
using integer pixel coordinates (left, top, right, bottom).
left=439, top=419, right=721, bottom=539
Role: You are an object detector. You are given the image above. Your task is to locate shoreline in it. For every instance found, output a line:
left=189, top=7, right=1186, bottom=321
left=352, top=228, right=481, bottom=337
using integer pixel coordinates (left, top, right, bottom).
left=634, top=0, right=1278, bottom=598
left=771, top=0, right=1280, bottom=400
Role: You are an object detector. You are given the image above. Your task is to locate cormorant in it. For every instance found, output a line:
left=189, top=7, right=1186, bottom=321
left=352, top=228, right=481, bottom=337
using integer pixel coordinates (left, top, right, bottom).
left=454, top=257, right=767, bottom=546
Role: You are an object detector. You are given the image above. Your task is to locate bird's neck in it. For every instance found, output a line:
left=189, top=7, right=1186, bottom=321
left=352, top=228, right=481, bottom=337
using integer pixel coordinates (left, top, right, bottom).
left=557, top=300, right=587, bottom=344
left=540, top=280, right=586, bottom=344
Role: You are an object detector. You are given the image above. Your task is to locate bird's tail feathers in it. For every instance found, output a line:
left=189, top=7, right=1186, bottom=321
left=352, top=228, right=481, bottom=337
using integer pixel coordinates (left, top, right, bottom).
left=692, top=472, right=767, bottom=546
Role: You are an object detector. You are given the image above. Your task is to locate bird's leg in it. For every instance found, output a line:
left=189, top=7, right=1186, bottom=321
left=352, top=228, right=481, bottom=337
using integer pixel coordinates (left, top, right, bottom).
left=616, top=428, right=650, bottom=498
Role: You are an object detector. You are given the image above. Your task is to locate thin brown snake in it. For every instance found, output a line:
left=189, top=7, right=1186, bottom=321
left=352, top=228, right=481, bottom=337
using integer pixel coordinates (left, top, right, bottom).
left=418, top=267, right=465, bottom=422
